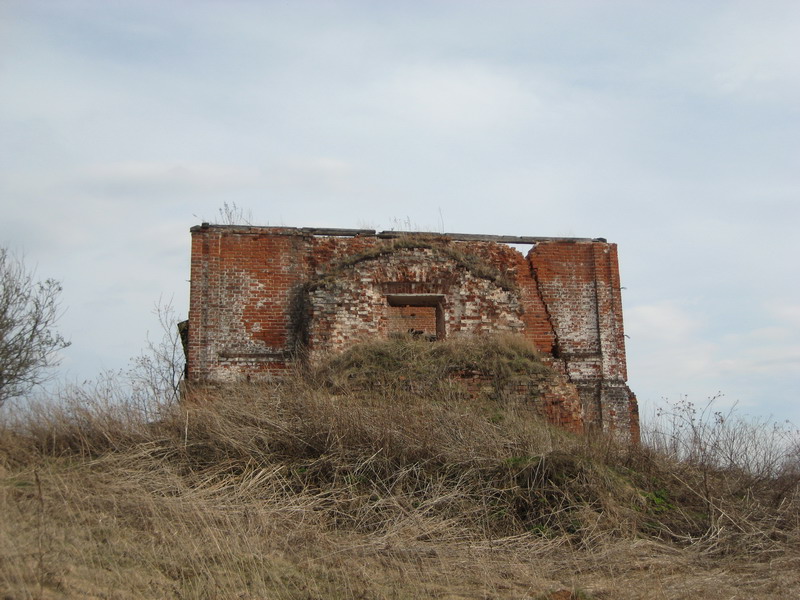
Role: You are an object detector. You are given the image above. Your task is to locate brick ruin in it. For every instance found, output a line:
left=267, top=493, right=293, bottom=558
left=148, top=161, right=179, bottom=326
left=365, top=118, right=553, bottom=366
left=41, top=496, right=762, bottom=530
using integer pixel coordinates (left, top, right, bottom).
left=186, top=224, right=639, bottom=440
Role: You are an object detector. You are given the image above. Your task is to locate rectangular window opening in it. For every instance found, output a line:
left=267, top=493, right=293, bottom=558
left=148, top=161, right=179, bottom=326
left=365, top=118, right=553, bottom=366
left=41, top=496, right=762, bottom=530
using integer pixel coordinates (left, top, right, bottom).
left=386, top=294, right=445, bottom=340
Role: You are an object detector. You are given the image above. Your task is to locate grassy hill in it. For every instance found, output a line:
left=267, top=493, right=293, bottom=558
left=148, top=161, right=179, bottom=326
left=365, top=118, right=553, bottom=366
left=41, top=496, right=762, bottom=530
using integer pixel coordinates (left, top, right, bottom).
left=2, top=336, right=799, bottom=599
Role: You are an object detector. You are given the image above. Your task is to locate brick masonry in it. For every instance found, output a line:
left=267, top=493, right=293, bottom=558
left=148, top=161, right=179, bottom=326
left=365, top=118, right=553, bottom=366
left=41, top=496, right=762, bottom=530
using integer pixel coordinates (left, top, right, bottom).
left=187, top=225, right=639, bottom=440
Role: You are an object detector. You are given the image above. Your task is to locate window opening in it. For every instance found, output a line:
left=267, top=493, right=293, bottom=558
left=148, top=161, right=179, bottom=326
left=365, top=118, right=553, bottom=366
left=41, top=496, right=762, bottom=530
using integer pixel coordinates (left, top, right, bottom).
left=385, top=294, right=445, bottom=340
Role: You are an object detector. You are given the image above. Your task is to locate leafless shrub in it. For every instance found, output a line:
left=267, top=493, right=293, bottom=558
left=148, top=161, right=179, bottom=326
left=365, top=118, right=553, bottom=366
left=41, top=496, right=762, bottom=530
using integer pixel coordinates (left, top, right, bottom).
left=0, top=247, right=70, bottom=407
left=126, top=297, right=185, bottom=418
left=643, top=395, right=800, bottom=479
left=640, top=396, right=800, bottom=553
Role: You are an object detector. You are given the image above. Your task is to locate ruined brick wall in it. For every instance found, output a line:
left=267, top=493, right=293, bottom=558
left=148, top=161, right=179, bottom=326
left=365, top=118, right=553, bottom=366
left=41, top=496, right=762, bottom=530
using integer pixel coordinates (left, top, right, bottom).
left=187, top=225, right=638, bottom=440
left=529, top=242, right=636, bottom=436
left=305, top=245, right=526, bottom=355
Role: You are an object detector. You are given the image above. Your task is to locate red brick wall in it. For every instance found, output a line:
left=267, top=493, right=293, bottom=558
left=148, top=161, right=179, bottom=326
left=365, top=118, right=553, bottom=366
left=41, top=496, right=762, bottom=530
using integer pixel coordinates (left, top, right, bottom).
left=528, top=241, right=636, bottom=435
left=387, top=305, right=437, bottom=337
left=187, top=227, right=310, bottom=380
left=305, top=244, right=528, bottom=354
left=187, top=226, right=638, bottom=440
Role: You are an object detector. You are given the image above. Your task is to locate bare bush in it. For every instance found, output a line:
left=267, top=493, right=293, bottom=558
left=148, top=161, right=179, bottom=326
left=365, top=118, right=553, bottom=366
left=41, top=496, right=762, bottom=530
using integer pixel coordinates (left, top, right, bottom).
left=16, top=297, right=186, bottom=428
left=641, top=396, right=800, bottom=551
left=643, top=395, right=800, bottom=478
left=0, top=247, right=70, bottom=407
left=126, top=297, right=185, bottom=418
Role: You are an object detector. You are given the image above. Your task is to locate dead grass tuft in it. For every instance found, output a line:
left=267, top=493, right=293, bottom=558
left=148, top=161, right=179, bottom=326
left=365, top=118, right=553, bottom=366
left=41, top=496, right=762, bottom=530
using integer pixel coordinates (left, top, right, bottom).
left=314, top=332, right=552, bottom=396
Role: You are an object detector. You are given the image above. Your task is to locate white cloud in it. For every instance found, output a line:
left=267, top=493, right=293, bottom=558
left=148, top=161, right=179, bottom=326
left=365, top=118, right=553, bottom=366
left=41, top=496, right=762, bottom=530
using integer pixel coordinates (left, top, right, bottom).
left=653, top=1, right=800, bottom=103
left=626, top=302, right=702, bottom=344
left=268, top=157, right=355, bottom=190
left=79, top=161, right=261, bottom=192
left=368, top=62, right=540, bottom=133
left=708, top=5, right=800, bottom=101
left=627, top=295, right=800, bottom=422
left=768, top=302, right=800, bottom=328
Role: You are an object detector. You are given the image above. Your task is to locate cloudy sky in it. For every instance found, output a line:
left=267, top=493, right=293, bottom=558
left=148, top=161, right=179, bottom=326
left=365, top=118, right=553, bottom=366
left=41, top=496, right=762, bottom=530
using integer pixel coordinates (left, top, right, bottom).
left=2, top=0, right=798, bottom=423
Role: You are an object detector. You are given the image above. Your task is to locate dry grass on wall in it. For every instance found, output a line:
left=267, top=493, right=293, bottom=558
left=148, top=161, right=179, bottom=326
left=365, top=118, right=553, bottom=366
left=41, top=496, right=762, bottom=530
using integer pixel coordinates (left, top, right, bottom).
left=2, top=338, right=800, bottom=599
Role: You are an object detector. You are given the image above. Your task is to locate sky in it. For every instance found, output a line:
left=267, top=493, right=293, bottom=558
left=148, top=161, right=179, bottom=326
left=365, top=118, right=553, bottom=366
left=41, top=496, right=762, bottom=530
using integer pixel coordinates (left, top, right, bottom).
left=1, top=0, right=799, bottom=423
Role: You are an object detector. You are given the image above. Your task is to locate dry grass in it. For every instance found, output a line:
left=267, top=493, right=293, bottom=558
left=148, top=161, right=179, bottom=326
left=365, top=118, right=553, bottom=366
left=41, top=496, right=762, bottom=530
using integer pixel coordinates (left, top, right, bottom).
left=314, top=333, right=553, bottom=396
left=2, top=338, right=799, bottom=599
